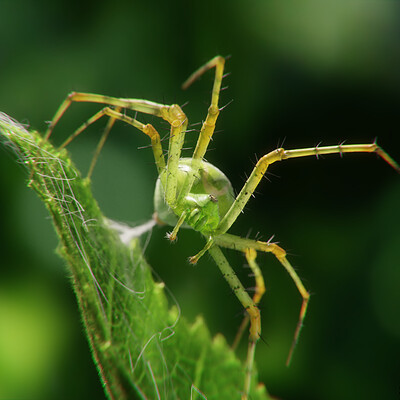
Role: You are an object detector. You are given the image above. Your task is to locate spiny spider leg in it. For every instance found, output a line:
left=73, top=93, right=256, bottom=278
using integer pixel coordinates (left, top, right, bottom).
left=244, top=338, right=257, bottom=400
left=45, top=92, right=188, bottom=206
left=207, top=244, right=260, bottom=400
left=169, top=56, right=227, bottom=243
left=214, top=233, right=310, bottom=366
left=217, top=142, right=400, bottom=235
left=191, top=142, right=399, bottom=264
left=59, top=106, right=166, bottom=179
left=86, top=106, right=121, bottom=179
left=176, top=56, right=226, bottom=207
left=45, top=92, right=170, bottom=140
left=232, top=248, right=266, bottom=351
left=182, top=55, right=225, bottom=160
left=245, top=248, right=266, bottom=307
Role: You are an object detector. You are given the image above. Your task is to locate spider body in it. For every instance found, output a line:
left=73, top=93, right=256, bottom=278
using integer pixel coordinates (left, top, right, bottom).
left=44, top=56, right=399, bottom=400
left=154, top=158, right=234, bottom=234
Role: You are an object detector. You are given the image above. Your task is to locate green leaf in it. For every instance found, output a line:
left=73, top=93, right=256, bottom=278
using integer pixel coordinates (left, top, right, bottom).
left=0, top=113, right=272, bottom=400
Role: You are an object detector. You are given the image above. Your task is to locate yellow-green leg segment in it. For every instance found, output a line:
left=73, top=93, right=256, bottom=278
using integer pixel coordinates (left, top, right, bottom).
left=232, top=248, right=266, bottom=351
left=45, top=92, right=187, bottom=205
left=86, top=106, right=121, bottom=180
left=177, top=56, right=226, bottom=204
left=214, top=233, right=310, bottom=366
left=56, top=106, right=166, bottom=181
left=218, top=142, right=400, bottom=235
left=207, top=244, right=260, bottom=400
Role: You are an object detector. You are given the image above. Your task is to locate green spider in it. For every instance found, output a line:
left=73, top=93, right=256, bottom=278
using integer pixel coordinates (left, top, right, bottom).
left=45, top=56, right=399, bottom=399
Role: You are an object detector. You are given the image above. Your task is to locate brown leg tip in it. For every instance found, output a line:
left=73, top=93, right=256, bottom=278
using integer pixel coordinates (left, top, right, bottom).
left=188, top=256, right=198, bottom=265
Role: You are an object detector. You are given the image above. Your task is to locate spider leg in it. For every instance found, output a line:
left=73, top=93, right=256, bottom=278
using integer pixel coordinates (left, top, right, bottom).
left=218, top=142, right=400, bottom=234
left=214, top=233, right=310, bottom=366
left=207, top=244, right=259, bottom=400
left=188, top=236, right=214, bottom=264
left=177, top=56, right=226, bottom=204
left=45, top=92, right=188, bottom=206
left=182, top=56, right=225, bottom=160
left=45, top=92, right=170, bottom=140
left=232, top=248, right=265, bottom=351
left=86, top=107, right=121, bottom=179
left=57, top=106, right=166, bottom=180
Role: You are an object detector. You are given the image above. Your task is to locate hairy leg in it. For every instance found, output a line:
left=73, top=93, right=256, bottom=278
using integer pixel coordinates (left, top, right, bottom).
left=214, top=233, right=310, bottom=365
left=218, top=142, right=400, bottom=234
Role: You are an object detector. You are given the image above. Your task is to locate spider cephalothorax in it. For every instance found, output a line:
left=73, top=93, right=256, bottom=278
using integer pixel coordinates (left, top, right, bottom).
left=154, top=158, right=234, bottom=235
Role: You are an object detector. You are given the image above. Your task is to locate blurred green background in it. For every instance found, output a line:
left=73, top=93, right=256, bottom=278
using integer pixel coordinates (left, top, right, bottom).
left=1, top=1, right=400, bottom=399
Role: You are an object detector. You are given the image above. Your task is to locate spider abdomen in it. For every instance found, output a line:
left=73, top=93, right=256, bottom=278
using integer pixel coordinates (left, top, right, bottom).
left=154, top=158, right=234, bottom=233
